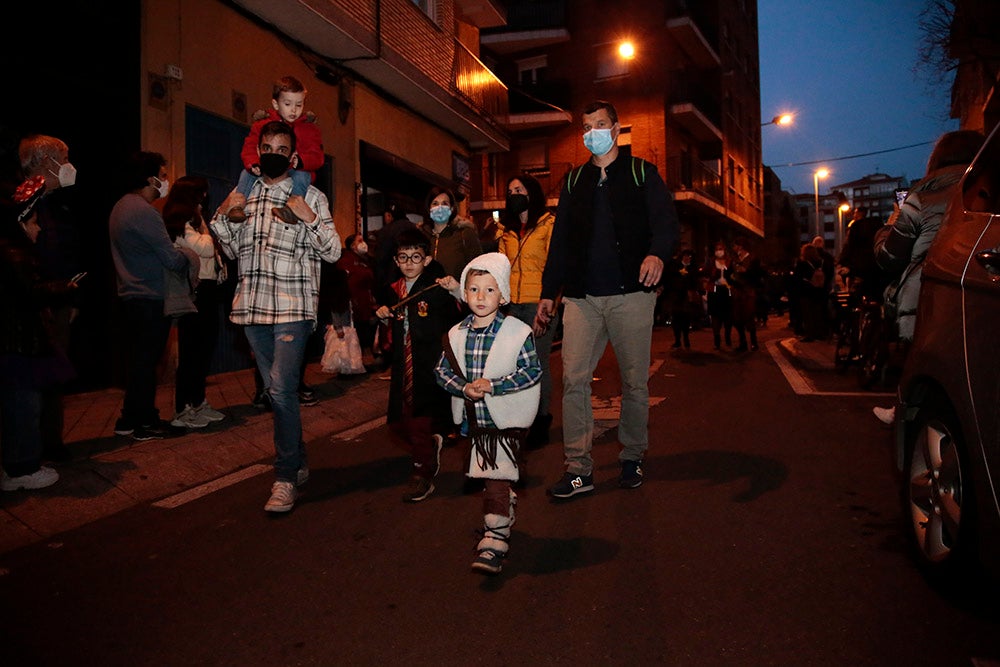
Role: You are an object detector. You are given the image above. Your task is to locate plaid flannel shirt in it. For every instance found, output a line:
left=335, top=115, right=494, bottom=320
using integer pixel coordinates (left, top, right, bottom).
left=435, top=312, right=541, bottom=432
left=211, top=178, right=340, bottom=325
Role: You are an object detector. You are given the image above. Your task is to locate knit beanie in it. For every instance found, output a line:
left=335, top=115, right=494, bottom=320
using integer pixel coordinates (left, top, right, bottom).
left=460, top=252, right=511, bottom=304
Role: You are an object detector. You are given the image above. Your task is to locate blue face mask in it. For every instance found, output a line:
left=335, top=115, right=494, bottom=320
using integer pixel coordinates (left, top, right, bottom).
left=583, top=128, right=615, bottom=156
left=429, top=205, right=452, bottom=224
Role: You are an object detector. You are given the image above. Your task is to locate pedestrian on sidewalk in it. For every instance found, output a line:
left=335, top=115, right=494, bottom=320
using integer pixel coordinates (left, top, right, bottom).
left=705, top=241, right=734, bottom=350
left=211, top=121, right=341, bottom=513
left=436, top=253, right=541, bottom=574
left=375, top=228, right=460, bottom=503
left=162, top=176, right=227, bottom=428
left=534, top=100, right=679, bottom=498
left=728, top=237, right=764, bottom=352
left=16, top=134, right=85, bottom=462
left=0, top=177, right=79, bottom=491
left=664, top=249, right=702, bottom=350
left=871, top=129, right=984, bottom=425
left=109, top=151, right=191, bottom=441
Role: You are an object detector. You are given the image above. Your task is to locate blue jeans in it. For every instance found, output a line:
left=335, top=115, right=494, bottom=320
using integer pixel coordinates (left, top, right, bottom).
left=244, top=321, right=313, bottom=482
left=235, top=168, right=311, bottom=198
left=560, top=292, right=656, bottom=476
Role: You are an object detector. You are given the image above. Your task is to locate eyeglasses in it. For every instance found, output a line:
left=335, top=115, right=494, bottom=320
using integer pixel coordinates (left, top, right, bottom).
left=395, top=253, right=426, bottom=264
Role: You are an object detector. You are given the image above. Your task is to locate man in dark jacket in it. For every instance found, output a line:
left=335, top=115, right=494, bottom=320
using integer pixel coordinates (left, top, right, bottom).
left=535, top=100, right=679, bottom=497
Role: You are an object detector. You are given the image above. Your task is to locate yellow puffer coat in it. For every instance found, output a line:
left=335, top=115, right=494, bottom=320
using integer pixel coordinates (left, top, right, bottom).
left=496, top=211, right=555, bottom=304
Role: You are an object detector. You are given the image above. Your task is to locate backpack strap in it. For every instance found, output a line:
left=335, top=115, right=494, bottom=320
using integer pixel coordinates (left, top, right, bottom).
left=566, top=165, right=584, bottom=194
left=631, top=156, right=646, bottom=188
left=568, top=158, right=646, bottom=192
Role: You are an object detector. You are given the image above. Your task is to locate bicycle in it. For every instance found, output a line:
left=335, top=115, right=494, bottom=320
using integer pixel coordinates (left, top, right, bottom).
left=832, top=290, right=859, bottom=372
left=855, top=296, right=892, bottom=388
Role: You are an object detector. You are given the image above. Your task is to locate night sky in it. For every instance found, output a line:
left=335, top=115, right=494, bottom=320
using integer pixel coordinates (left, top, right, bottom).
left=758, top=0, right=958, bottom=195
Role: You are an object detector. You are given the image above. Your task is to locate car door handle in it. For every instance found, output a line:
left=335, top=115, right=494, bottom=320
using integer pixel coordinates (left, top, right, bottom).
left=974, top=249, right=1000, bottom=280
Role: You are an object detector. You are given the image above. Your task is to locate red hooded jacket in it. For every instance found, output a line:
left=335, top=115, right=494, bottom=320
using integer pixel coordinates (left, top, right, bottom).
left=240, top=109, right=324, bottom=180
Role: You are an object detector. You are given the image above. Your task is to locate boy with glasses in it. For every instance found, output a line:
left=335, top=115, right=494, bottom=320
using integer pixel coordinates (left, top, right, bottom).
left=375, top=228, right=461, bottom=502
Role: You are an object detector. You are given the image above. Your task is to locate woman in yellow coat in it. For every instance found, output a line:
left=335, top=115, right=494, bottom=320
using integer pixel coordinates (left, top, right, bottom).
left=496, top=173, right=557, bottom=448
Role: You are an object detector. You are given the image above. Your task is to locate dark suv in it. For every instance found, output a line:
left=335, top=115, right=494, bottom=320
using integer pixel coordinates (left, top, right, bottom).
left=895, top=123, right=1000, bottom=586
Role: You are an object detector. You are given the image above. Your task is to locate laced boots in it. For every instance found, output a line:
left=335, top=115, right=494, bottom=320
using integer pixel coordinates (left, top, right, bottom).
left=471, top=512, right=512, bottom=575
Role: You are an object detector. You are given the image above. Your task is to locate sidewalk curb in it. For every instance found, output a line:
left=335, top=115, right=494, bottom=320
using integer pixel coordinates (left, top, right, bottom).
left=0, top=363, right=389, bottom=556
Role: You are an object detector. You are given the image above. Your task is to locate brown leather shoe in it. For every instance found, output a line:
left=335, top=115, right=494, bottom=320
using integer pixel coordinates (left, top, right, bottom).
left=271, top=205, right=299, bottom=224
left=227, top=206, right=246, bottom=222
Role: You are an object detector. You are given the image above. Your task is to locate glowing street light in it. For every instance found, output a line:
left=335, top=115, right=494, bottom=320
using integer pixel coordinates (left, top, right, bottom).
left=618, top=41, right=636, bottom=60
left=813, top=168, right=829, bottom=240
left=762, top=113, right=793, bottom=127
left=836, top=192, right=851, bottom=257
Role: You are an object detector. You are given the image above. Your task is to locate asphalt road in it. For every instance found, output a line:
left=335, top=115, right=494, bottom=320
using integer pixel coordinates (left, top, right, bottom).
left=2, top=323, right=998, bottom=666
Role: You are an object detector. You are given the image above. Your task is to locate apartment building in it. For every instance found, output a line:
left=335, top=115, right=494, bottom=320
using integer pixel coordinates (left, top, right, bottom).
left=830, top=172, right=908, bottom=224
left=475, top=0, right=764, bottom=261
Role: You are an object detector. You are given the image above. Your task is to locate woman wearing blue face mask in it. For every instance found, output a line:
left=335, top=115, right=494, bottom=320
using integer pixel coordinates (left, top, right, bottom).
left=418, top=186, right=482, bottom=280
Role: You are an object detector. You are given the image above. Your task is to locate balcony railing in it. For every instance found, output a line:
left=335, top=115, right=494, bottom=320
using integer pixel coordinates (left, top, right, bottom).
left=453, top=40, right=509, bottom=125
left=666, top=155, right=723, bottom=204
left=669, top=77, right=722, bottom=130
left=664, top=0, right=719, bottom=51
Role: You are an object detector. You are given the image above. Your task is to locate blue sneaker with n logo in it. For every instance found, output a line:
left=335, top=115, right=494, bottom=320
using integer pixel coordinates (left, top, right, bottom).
left=549, top=472, right=594, bottom=499
left=619, top=460, right=644, bottom=489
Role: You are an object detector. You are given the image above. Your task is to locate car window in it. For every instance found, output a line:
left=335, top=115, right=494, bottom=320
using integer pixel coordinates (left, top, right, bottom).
left=962, top=135, right=999, bottom=213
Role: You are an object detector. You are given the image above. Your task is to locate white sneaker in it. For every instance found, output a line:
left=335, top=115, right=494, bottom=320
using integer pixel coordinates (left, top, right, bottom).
left=1, top=466, right=59, bottom=491
left=171, top=405, right=211, bottom=429
left=193, top=401, right=225, bottom=422
left=264, top=480, right=297, bottom=513
left=873, top=405, right=896, bottom=425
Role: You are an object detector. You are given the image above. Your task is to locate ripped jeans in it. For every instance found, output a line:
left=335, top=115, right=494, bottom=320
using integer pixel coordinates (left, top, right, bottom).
left=244, top=320, right=313, bottom=482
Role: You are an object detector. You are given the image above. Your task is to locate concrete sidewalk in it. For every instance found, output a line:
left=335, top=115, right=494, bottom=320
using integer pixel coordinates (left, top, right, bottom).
left=0, top=362, right=389, bottom=556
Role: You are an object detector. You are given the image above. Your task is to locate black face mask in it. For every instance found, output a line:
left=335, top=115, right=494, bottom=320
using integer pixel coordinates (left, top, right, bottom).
left=259, top=153, right=291, bottom=179
left=505, top=193, right=529, bottom=215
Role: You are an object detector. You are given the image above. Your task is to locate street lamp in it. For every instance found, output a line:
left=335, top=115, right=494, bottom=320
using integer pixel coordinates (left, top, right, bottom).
left=762, top=113, right=793, bottom=127
left=813, top=168, right=829, bottom=240
left=618, top=41, right=636, bottom=59
left=835, top=191, right=851, bottom=257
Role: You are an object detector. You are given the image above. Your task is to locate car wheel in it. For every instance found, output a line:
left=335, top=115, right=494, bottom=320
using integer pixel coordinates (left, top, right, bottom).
left=902, top=402, right=977, bottom=582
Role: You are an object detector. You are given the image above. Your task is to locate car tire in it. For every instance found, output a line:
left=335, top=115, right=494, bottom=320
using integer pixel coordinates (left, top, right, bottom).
left=901, top=399, right=979, bottom=585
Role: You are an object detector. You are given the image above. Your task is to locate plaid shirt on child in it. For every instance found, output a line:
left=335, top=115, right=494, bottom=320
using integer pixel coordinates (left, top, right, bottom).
left=435, top=312, right=540, bottom=433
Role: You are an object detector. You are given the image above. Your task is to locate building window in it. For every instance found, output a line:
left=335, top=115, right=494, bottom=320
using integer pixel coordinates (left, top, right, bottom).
left=517, top=55, right=548, bottom=86
left=412, top=0, right=436, bottom=22
left=519, top=141, right=549, bottom=173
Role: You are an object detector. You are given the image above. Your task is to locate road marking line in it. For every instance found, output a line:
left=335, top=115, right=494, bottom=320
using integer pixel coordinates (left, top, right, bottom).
left=153, top=464, right=270, bottom=508
left=154, top=418, right=390, bottom=509
left=333, top=416, right=386, bottom=441
left=766, top=340, right=893, bottom=397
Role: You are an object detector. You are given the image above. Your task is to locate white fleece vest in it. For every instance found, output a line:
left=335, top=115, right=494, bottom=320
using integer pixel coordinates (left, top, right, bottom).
left=447, top=317, right=540, bottom=429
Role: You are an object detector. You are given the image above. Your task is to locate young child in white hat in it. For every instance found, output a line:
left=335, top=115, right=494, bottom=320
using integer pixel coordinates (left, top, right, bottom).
left=434, top=252, right=541, bottom=575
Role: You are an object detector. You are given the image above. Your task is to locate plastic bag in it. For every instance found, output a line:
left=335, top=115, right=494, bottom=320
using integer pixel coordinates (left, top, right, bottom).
left=321, top=324, right=366, bottom=375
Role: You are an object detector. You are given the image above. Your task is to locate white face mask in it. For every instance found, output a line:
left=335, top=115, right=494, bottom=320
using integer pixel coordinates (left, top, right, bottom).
left=154, top=176, right=170, bottom=199
left=48, top=157, right=77, bottom=187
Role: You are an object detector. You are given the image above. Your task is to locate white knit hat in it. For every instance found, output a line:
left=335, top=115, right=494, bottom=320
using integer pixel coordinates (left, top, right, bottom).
left=459, top=252, right=511, bottom=304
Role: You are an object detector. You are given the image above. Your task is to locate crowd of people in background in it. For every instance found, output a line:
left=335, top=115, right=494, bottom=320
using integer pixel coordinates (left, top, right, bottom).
left=2, top=78, right=980, bottom=576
